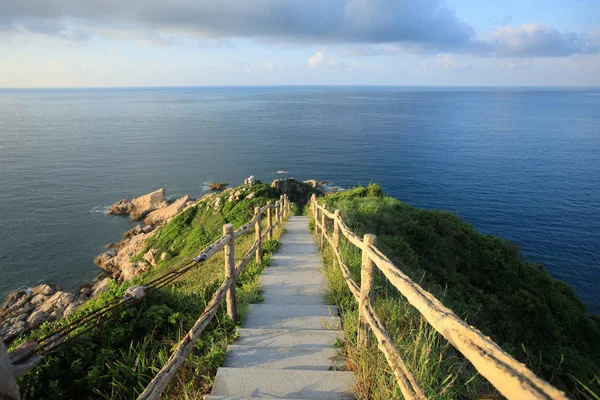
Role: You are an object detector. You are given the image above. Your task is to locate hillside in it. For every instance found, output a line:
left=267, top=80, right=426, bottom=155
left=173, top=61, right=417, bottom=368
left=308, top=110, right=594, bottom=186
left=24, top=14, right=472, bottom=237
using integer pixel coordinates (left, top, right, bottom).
left=13, top=180, right=302, bottom=399
left=316, top=184, right=600, bottom=398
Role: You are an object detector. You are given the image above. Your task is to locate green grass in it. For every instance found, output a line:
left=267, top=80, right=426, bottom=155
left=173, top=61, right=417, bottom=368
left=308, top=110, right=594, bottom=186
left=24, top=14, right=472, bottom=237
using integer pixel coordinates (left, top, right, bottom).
left=312, top=185, right=600, bottom=398
left=14, top=182, right=289, bottom=399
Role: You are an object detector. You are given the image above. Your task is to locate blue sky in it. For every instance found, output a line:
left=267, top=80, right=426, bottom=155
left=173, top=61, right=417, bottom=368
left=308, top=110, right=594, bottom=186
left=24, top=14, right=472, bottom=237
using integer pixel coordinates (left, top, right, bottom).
left=1, top=0, right=599, bottom=87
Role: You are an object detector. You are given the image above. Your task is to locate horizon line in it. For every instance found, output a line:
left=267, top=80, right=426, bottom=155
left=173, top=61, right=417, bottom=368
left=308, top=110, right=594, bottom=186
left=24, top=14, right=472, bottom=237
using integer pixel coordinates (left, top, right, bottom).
left=1, top=84, right=599, bottom=90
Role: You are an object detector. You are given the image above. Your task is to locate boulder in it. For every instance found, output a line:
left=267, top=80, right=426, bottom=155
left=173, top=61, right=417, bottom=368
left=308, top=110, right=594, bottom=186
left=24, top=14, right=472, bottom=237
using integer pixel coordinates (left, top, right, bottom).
left=32, top=283, right=55, bottom=296
left=246, top=192, right=256, bottom=200
left=92, top=277, right=112, bottom=296
left=26, top=310, right=46, bottom=329
left=108, top=199, right=134, bottom=215
left=208, top=182, right=228, bottom=191
left=130, top=188, right=167, bottom=220
left=144, top=195, right=191, bottom=226
left=303, top=179, right=318, bottom=188
left=244, top=175, right=256, bottom=185
left=272, top=178, right=323, bottom=206
left=142, top=249, right=159, bottom=268
left=123, top=224, right=155, bottom=238
left=108, top=189, right=167, bottom=220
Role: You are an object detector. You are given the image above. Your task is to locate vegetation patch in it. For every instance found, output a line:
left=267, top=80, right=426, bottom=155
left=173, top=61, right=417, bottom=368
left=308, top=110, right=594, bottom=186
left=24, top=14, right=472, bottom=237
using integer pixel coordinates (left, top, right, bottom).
left=14, top=182, right=287, bottom=399
left=312, top=184, right=600, bottom=398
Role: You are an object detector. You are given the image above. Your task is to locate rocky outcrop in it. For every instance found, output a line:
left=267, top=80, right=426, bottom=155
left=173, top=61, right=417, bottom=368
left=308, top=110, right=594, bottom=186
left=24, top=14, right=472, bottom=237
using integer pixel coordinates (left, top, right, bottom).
left=108, top=188, right=167, bottom=220
left=0, top=284, right=86, bottom=343
left=272, top=178, right=323, bottom=205
left=303, top=179, right=318, bottom=188
left=244, top=175, right=256, bottom=185
left=144, top=195, right=190, bottom=226
left=208, top=182, right=228, bottom=191
left=95, top=229, right=155, bottom=281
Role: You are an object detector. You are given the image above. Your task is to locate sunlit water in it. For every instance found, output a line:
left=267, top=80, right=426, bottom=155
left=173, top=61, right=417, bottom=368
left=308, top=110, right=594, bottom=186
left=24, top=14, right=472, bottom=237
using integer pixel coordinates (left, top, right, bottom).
left=0, top=87, right=598, bottom=312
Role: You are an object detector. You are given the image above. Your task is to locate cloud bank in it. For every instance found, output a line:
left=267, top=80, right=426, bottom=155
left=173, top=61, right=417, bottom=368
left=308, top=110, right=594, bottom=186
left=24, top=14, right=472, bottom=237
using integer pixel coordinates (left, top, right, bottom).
left=1, top=0, right=597, bottom=57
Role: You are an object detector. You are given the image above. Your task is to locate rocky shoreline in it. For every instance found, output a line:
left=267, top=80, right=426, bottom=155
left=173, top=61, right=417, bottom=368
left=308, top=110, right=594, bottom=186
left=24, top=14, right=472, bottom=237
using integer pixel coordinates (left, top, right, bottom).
left=0, top=177, right=329, bottom=343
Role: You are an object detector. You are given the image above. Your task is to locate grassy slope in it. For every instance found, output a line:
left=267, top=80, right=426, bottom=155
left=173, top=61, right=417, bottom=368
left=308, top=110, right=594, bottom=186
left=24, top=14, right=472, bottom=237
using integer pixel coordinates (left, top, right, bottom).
left=15, top=182, right=288, bottom=399
left=313, top=184, right=600, bottom=399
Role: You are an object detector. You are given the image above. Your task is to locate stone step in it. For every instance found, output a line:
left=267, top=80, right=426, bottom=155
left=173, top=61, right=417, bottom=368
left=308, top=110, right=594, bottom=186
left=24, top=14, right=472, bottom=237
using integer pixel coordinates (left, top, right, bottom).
left=234, top=329, right=342, bottom=348
left=210, top=368, right=356, bottom=399
left=261, top=294, right=326, bottom=305
left=260, top=272, right=326, bottom=297
left=205, top=396, right=305, bottom=400
left=243, top=304, right=340, bottom=330
left=222, top=345, right=339, bottom=370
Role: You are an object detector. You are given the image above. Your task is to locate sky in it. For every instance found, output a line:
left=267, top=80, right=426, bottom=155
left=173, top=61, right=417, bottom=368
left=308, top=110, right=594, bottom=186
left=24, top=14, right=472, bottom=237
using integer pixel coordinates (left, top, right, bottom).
left=1, top=0, right=599, bottom=87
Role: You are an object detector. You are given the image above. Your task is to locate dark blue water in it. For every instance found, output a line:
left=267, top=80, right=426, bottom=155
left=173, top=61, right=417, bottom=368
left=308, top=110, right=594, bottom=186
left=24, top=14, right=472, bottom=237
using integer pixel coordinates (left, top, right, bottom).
left=0, top=87, right=598, bottom=312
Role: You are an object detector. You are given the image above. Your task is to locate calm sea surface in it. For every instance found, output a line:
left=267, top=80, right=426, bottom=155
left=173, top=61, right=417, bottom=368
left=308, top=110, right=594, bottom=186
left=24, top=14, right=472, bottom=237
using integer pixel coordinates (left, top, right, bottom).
left=0, top=87, right=598, bottom=312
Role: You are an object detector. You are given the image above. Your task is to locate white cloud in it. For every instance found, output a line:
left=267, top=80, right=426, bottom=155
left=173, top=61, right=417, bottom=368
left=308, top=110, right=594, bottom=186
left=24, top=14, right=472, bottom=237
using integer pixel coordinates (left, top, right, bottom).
left=48, top=53, right=66, bottom=72
left=484, top=23, right=599, bottom=57
left=308, top=51, right=324, bottom=68
left=435, top=53, right=471, bottom=70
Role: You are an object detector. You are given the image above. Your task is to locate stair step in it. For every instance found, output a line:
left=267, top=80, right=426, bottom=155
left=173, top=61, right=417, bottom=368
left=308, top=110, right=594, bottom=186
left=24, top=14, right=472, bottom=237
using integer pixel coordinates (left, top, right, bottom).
left=210, top=368, right=355, bottom=399
left=223, top=345, right=339, bottom=370
left=205, top=396, right=305, bottom=400
left=261, top=294, right=326, bottom=305
left=243, top=304, right=339, bottom=330
left=234, top=329, right=342, bottom=348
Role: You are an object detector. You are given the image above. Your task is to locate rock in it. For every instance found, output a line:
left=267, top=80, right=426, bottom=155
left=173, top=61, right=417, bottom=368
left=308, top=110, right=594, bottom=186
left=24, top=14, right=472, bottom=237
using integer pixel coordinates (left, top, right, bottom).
left=123, top=286, right=146, bottom=300
left=244, top=175, right=256, bottom=185
left=26, top=310, right=46, bottom=329
left=79, top=284, right=92, bottom=297
left=303, top=179, right=318, bottom=188
left=208, top=182, right=228, bottom=191
left=94, top=247, right=118, bottom=267
left=272, top=178, right=323, bottom=206
left=123, top=224, right=155, bottom=238
left=144, top=195, right=191, bottom=226
left=246, top=192, right=256, bottom=200
left=64, top=303, right=79, bottom=317
left=0, top=291, right=28, bottom=314
left=30, top=294, right=47, bottom=305
left=160, top=252, right=167, bottom=261
left=108, top=189, right=167, bottom=220
left=92, top=277, right=112, bottom=296
left=108, top=199, right=134, bottom=215
left=130, top=188, right=167, bottom=220
left=319, top=181, right=328, bottom=185
left=32, top=284, right=55, bottom=296
left=143, top=249, right=159, bottom=268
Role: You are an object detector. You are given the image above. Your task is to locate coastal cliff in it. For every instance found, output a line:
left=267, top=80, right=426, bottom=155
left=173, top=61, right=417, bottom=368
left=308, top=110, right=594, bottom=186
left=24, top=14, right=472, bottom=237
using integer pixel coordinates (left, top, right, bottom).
left=3, top=178, right=598, bottom=398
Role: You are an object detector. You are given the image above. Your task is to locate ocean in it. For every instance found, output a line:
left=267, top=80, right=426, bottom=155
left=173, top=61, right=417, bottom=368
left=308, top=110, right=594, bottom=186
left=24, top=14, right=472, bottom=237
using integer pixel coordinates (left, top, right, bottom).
left=0, top=87, right=598, bottom=313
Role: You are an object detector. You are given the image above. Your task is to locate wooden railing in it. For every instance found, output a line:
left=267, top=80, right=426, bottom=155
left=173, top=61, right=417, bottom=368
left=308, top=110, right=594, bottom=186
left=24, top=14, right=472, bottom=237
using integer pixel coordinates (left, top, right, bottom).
left=310, top=195, right=567, bottom=400
left=137, top=194, right=291, bottom=400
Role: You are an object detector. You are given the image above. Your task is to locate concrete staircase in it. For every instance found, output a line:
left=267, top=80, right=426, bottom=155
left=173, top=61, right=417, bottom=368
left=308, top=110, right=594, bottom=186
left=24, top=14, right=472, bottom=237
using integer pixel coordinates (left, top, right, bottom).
left=207, top=216, right=356, bottom=399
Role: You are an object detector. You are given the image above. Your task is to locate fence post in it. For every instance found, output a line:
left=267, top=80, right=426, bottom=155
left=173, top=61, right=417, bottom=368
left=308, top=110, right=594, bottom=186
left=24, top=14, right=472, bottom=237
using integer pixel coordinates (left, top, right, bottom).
left=320, top=204, right=327, bottom=248
left=275, top=199, right=280, bottom=228
left=333, top=209, right=341, bottom=250
left=358, top=234, right=377, bottom=348
left=254, top=207, right=262, bottom=265
left=267, top=201, right=273, bottom=239
left=279, top=196, right=283, bottom=222
left=223, top=224, right=236, bottom=320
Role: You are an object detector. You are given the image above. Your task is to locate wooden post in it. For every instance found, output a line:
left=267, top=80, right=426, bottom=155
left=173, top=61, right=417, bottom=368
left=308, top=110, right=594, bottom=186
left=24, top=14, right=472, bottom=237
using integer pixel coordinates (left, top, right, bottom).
left=320, top=204, right=327, bottom=248
left=333, top=209, right=341, bottom=249
left=267, top=201, right=273, bottom=239
left=274, top=200, right=279, bottom=228
left=254, top=207, right=262, bottom=265
left=223, top=224, right=236, bottom=320
left=279, top=196, right=283, bottom=222
left=358, top=234, right=377, bottom=348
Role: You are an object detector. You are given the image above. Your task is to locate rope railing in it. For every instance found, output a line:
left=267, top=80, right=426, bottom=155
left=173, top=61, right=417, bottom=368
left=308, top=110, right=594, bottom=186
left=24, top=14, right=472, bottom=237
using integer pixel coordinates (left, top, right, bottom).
left=310, top=194, right=567, bottom=400
left=3, top=194, right=292, bottom=400
left=137, top=194, right=291, bottom=400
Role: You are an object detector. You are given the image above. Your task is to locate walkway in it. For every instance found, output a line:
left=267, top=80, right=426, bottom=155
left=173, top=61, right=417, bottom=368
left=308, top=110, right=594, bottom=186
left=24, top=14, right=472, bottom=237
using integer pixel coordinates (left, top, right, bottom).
left=207, top=216, right=356, bottom=399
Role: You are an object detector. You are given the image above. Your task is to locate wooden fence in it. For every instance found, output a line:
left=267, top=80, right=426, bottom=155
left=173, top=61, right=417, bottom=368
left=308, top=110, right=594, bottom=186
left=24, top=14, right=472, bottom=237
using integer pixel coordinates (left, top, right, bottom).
left=310, top=194, right=567, bottom=400
left=137, top=194, right=291, bottom=400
